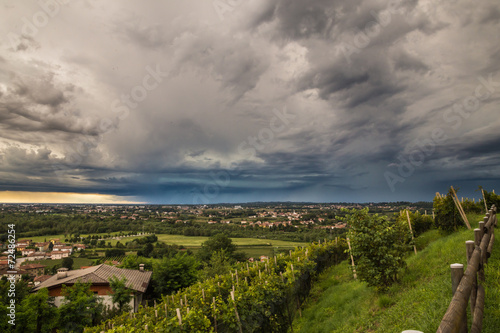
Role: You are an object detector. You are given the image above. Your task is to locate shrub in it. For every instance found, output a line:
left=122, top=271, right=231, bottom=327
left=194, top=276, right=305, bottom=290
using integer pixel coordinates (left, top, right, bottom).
left=340, top=208, right=412, bottom=290
left=397, top=210, right=434, bottom=238
left=482, top=188, right=500, bottom=209
left=433, top=188, right=464, bottom=232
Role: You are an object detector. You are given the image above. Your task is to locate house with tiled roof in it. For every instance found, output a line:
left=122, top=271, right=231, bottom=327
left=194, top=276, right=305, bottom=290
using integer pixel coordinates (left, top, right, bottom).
left=27, top=252, right=48, bottom=261
left=33, top=264, right=152, bottom=312
left=0, top=267, right=28, bottom=281
left=22, top=264, right=46, bottom=277
left=35, top=242, right=50, bottom=252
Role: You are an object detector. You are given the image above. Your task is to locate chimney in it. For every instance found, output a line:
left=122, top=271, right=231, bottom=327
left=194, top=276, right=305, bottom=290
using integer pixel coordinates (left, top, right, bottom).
left=57, top=267, right=68, bottom=280
left=139, top=264, right=145, bottom=272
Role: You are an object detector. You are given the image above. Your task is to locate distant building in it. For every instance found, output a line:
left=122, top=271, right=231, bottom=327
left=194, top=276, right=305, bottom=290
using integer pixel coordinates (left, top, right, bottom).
left=35, top=242, right=50, bottom=252
left=26, top=252, right=48, bottom=261
left=22, top=249, right=36, bottom=256
left=49, top=252, right=64, bottom=260
left=74, top=244, right=86, bottom=251
left=0, top=267, right=28, bottom=281
left=22, top=264, right=46, bottom=277
left=33, top=264, right=152, bottom=312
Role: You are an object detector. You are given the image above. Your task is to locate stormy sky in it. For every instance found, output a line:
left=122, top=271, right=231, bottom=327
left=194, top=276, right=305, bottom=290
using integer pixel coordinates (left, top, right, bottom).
left=1, top=0, right=500, bottom=204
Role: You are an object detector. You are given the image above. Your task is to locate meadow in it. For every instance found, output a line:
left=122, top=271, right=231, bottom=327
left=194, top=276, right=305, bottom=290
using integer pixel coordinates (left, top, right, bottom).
left=292, top=213, right=500, bottom=332
left=24, top=233, right=307, bottom=258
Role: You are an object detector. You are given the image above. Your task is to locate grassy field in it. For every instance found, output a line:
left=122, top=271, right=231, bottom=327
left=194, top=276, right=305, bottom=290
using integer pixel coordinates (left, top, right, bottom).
left=156, top=234, right=306, bottom=247
left=292, top=213, right=499, bottom=333
left=22, top=257, right=94, bottom=270
left=23, top=233, right=306, bottom=258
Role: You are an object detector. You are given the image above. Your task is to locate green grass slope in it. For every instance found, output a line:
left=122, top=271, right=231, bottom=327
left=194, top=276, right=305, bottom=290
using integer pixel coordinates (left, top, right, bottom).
left=293, top=214, right=499, bottom=333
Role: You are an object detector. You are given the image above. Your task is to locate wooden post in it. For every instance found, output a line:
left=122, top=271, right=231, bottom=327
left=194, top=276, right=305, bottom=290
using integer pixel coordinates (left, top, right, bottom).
left=451, top=186, right=471, bottom=229
left=466, top=241, right=477, bottom=318
left=474, top=229, right=481, bottom=247
left=406, top=210, right=417, bottom=255
left=450, top=264, right=464, bottom=295
left=478, top=222, right=485, bottom=242
left=213, top=297, right=217, bottom=333
left=176, top=308, right=182, bottom=328
left=482, top=189, right=488, bottom=213
left=230, top=291, right=243, bottom=333
left=450, top=263, right=467, bottom=333
left=346, top=237, right=357, bottom=279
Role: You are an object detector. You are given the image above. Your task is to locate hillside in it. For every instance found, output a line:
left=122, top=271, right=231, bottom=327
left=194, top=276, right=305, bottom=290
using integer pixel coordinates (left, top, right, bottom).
left=292, top=213, right=500, bottom=332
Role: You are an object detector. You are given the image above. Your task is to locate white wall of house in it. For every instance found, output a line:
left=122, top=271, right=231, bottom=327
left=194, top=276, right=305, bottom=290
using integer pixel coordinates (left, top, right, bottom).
left=53, top=293, right=140, bottom=312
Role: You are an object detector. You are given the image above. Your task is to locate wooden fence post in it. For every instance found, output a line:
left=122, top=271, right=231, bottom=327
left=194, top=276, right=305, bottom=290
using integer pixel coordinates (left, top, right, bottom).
left=346, top=236, right=357, bottom=279
left=466, top=241, right=476, bottom=318
left=450, top=263, right=467, bottom=333
left=406, top=210, right=417, bottom=255
left=474, top=229, right=481, bottom=247
left=481, top=189, right=488, bottom=214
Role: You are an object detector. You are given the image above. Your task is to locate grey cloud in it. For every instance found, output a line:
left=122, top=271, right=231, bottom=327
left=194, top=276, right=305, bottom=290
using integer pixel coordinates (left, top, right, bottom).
left=118, top=22, right=169, bottom=49
left=0, top=0, right=499, bottom=203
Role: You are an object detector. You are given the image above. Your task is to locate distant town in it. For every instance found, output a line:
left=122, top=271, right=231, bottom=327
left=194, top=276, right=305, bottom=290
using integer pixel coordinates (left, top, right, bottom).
left=0, top=201, right=432, bottom=282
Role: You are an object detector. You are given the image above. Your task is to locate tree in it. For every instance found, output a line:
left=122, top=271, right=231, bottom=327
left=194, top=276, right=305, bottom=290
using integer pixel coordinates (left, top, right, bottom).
left=198, top=233, right=236, bottom=261
left=58, top=282, right=104, bottom=332
left=340, top=208, right=412, bottom=290
left=137, top=242, right=154, bottom=257
left=108, top=276, right=132, bottom=312
left=119, top=254, right=152, bottom=270
left=16, top=288, right=58, bottom=333
left=62, top=257, right=74, bottom=270
left=153, top=253, right=200, bottom=296
left=200, top=249, right=233, bottom=280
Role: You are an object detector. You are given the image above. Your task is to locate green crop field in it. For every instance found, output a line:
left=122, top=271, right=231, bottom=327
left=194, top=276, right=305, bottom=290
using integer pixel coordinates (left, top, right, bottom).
left=22, top=233, right=306, bottom=258
left=156, top=234, right=307, bottom=248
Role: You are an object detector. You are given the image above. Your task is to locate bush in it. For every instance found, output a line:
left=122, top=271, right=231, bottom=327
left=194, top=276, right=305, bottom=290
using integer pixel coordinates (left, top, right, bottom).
left=105, top=249, right=126, bottom=257
left=433, top=188, right=464, bottom=232
left=397, top=210, right=434, bottom=238
left=482, top=188, right=500, bottom=209
left=340, top=208, right=412, bottom=290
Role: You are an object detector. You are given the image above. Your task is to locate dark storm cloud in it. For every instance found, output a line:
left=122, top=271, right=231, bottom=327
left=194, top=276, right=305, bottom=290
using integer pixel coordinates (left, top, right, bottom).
left=0, top=0, right=499, bottom=203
